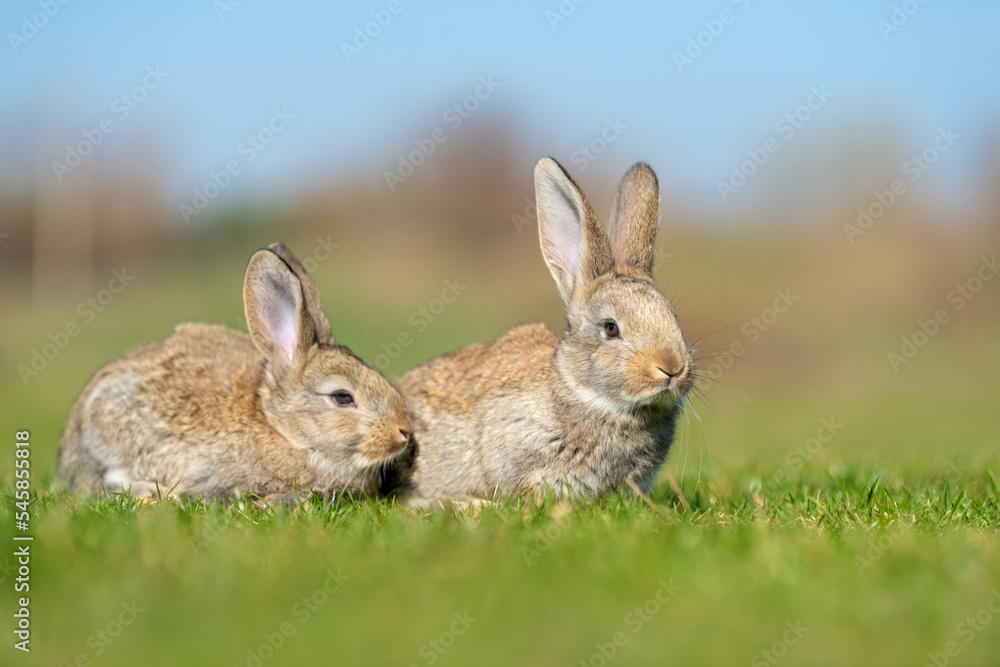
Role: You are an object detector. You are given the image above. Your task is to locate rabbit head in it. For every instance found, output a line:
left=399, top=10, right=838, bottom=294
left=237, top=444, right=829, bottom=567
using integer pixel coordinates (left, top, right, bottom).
left=244, top=243, right=411, bottom=473
left=535, top=158, right=693, bottom=413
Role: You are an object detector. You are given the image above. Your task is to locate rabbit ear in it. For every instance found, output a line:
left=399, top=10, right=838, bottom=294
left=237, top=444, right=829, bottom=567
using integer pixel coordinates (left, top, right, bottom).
left=608, top=162, right=660, bottom=276
left=265, top=242, right=334, bottom=345
left=243, top=249, right=316, bottom=365
left=534, top=157, right=614, bottom=304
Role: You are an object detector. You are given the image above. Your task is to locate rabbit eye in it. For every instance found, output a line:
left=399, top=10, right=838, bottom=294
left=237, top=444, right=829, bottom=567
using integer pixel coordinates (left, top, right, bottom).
left=603, top=320, right=620, bottom=339
left=331, top=391, right=356, bottom=407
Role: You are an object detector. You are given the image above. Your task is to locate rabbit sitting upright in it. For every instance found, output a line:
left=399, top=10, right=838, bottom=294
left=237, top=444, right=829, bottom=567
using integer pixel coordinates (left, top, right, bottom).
left=396, top=158, right=693, bottom=502
left=58, top=243, right=411, bottom=502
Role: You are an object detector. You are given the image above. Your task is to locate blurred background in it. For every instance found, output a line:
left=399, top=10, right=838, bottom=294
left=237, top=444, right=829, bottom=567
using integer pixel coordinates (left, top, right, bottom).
left=1, top=0, right=998, bottom=480
left=3, top=3, right=1000, bottom=666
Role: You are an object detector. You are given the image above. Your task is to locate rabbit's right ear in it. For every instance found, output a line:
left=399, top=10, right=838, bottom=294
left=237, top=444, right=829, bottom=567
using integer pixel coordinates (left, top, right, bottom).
left=534, top=158, right=614, bottom=304
left=244, top=250, right=316, bottom=365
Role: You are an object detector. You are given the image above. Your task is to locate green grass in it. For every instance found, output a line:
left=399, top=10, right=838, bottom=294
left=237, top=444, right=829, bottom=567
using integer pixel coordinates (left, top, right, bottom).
left=3, top=464, right=1000, bottom=666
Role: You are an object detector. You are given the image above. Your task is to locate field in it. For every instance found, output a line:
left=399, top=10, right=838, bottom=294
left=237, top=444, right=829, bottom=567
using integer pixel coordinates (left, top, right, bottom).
left=2, top=220, right=999, bottom=666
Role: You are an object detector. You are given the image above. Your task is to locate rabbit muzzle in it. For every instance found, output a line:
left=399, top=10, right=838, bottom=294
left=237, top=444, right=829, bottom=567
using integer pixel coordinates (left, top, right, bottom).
left=625, top=347, right=691, bottom=401
left=356, top=416, right=413, bottom=465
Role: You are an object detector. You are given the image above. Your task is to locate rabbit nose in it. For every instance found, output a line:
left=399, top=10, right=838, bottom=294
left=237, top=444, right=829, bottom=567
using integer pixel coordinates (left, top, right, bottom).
left=656, top=364, right=685, bottom=378
left=655, top=351, right=687, bottom=378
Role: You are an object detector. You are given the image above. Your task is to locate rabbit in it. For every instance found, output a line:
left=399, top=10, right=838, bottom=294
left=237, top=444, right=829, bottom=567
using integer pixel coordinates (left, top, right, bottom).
left=58, top=243, right=412, bottom=503
left=394, top=158, right=694, bottom=503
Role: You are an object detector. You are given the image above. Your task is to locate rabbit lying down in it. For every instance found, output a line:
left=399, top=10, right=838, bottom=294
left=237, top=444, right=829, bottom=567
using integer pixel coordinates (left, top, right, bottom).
left=58, top=243, right=412, bottom=503
left=393, top=158, right=694, bottom=504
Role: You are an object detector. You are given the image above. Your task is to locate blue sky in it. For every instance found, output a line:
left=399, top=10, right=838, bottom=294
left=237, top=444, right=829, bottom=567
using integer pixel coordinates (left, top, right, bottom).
left=2, top=1, right=999, bottom=215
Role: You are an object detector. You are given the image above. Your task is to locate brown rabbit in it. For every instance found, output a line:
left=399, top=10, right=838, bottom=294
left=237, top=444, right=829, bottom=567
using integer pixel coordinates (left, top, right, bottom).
left=58, top=243, right=411, bottom=502
left=395, top=158, right=693, bottom=502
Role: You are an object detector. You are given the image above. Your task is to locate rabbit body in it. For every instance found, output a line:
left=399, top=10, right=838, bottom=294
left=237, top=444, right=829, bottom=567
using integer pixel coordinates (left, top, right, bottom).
left=398, top=322, right=683, bottom=500
left=397, top=159, right=692, bottom=502
left=59, top=244, right=411, bottom=500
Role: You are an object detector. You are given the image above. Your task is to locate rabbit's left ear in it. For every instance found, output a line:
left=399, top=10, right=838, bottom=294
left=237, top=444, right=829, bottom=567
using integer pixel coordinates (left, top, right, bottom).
left=608, top=163, right=660, bottom=277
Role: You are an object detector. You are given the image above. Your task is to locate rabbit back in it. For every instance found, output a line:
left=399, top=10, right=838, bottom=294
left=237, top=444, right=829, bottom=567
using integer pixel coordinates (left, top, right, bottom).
left=399, top=324, right=559, bottom=497
left=59, top=323, right=312, bottom=498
